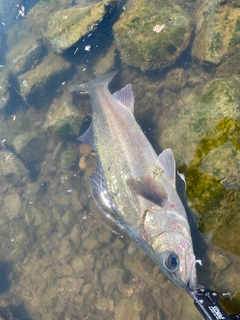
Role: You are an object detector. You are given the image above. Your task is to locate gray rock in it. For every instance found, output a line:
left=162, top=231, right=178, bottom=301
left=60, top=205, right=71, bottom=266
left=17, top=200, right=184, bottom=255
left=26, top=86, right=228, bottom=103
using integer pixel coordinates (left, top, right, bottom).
left=199, top=141, right=240, bottom=190
left=18, top=53, right=71, bottom=107
left=113, top=0, right=191, bottom=70
left=12, top=132, right=47, bottom=163
left=44, top=1, right=116, bottom=54
left=6, top=36, right=45, bottom=75
left=43, top=98, right=84, bottom=138
left=26, top=0, right=73, bottom=38
left=0, top=149, right=29, bottom=184
left=160, top=77, right=240, bottom=166
left=192, top=0, right=240, bottom=64
left=0, top=69, right=10, bottom=111
left=4, top=191, right=21, bottom=220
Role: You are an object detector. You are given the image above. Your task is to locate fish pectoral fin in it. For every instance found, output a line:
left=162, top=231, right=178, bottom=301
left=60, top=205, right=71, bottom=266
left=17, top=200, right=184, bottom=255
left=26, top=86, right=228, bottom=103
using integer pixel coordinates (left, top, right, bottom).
left=90, top=156, right=125, bottom=228
left=77, top=123, right=94, bottom=149
left=158, top=148, right=176, bottom=189
left=126, top=176, right=167, bottom=207
left=113, top=84, right=134, bottom=114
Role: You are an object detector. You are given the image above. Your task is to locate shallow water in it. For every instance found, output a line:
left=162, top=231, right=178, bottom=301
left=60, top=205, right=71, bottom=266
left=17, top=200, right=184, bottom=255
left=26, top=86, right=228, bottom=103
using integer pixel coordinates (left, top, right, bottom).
left=0, top=0, right=240, bottom=319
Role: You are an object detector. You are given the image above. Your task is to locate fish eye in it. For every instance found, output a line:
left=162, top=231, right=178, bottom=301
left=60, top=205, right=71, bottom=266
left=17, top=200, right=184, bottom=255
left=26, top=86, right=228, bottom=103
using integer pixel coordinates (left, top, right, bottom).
left=163, top=252, right=179, bottom=272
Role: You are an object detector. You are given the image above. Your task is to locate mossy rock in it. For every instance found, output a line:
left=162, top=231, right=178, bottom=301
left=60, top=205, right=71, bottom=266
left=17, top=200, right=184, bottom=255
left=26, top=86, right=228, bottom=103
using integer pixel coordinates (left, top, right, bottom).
left=59, top=150, right=77, bottom=169
left=113, top=0, right=191, bottom=70
left=183, top=118, right=240, bottom=256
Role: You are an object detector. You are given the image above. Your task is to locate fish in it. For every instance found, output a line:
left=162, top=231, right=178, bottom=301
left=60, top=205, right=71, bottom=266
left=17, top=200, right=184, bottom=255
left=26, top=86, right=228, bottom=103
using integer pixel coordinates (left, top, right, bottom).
left=73, top=71, right=197, bottom=290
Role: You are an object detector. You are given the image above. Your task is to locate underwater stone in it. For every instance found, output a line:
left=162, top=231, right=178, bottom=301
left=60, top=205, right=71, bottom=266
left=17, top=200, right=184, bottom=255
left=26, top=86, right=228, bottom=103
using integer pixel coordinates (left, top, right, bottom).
left=44, top=1, right=116, bottom=54
left=6, top=36, right=45, bottom=75
left=43, top=99, right=84, bottom=138
left=0, top=150, right=29, bottom=184
left=192, top=1, right=240, bottom=64
left=113, top=0, right=191, bottom=70
left=18, top=53, right=71, bottom=107
left=4, top=191, right=21, bottom=220
left=12, top=132, right=47, bottom=163
left=59, top=151, right=77, bottom=169
left=0, top=69, right=10, bottom=111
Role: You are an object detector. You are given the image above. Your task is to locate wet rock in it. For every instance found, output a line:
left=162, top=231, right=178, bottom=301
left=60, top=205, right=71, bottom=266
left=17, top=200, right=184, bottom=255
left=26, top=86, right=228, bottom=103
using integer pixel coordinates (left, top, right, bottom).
left=114, top=296, right=145, bottom=320
left=192, top=1, right=240, bottom=64
left=6, top=36, right=45, bottom=75
left=82, top=236, right=99, bottom=250
left=0, top=150, right=29, bottom=184
left=4, top=191, right=21, bottom=220
left=71, top=254, right=94, bottom=273
left=160, top=77, right=240, bottom=256
left=101, top=265, right=125, bottom=293
left=18, top=53, right=71, bottom=107
left=59, top=150, right=77, bottom=169
left=26, top=0, right=73, bottom=38
left=160, top=77, right=240, bottom=165
left=113, top=0, right=191, bottom=70
left=208, top=250, right=231, bottom=271
left=199, top=141, right=240, bottom=190
left=75, top=0, right=103, bottom=5
left=12, top=132, right=47, bottom=163
left=0, top=69, right=10, bottom=111
left=44, top=1, right=116, bottom=54
left=43, top=97, right=84, bottom=138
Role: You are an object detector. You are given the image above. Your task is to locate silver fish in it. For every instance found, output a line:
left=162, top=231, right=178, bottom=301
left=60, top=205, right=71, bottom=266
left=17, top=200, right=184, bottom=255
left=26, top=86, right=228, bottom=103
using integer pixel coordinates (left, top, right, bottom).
left=73, top=71, right=197, bottom=290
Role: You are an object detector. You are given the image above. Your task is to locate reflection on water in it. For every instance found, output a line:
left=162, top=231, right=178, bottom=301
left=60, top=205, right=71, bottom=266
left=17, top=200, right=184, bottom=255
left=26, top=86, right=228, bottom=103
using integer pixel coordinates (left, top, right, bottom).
left=0, top=0, right=240, bottom=318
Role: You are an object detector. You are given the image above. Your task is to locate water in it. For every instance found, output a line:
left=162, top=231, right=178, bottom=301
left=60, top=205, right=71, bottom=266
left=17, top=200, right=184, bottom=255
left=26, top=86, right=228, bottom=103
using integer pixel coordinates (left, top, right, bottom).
left=0, top=0, right=240, bottom=319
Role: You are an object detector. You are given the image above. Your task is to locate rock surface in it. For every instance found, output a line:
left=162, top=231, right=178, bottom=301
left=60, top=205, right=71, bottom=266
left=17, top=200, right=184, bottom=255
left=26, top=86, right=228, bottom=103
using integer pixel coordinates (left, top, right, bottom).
left=44, top=1, right=116, bottom=54
left=113, top=0, right=192, bottom=70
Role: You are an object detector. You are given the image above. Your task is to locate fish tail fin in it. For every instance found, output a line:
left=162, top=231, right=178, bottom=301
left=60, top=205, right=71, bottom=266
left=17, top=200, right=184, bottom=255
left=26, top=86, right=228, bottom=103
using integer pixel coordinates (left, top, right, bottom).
left=71, top=70, right=117, bottom=93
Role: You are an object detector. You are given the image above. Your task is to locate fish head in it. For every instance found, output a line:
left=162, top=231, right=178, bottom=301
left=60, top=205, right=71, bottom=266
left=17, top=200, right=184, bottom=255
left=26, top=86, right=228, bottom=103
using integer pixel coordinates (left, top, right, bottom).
left=152, top=223, right=197, bottom=290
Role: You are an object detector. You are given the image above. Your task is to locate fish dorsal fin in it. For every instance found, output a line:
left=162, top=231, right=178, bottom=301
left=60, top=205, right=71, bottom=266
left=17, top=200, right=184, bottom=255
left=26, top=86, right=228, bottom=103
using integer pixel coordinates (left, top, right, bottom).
left=113, top=84, right=134, bottom=114
left=77, top=123, right=94, bottom=148
left=158, top=148, right=176, bottom=189
left=127, top=176, right=168, bottom=207
left=177, top=171, right=186, bottom=190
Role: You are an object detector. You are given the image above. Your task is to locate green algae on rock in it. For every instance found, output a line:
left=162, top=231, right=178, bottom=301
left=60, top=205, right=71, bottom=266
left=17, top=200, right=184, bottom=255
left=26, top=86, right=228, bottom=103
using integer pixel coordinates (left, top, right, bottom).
left=184, top=118, right=240, bottom=256
left=113, top=0, right=192, bottom=70
left=192, top=0, right=240, bottom=64
left=160, top=77, right=240, bottom=166
left=160, top=77, right=240, bottom=256
left=44, top=1, right=116, bottom=54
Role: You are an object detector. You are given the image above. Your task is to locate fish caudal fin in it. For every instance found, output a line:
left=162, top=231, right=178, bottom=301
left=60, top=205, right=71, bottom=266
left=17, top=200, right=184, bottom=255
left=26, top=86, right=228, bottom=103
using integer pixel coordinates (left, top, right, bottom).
left=71, top=70, right=117, bottom=93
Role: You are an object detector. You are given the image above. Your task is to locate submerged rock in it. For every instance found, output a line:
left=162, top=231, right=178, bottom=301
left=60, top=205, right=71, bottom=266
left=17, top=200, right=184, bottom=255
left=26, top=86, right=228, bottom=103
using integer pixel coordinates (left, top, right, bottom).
left=160, top=77, right=240, bottom=256
left=26, top=0, right=73, bottom=38
left=192, top=1, right=240, bottom=64
left=6, top=36, right=45, bottom=75
left=12, top=132, right=47, bottom=163
left=44, top=1, right=116, bottom=54
left=113, top=0, right=191, bottom=70
left=160, top=77, right=240, bottom=165
left=0, top=149, right=29, bottom=184
left=18, top=53, right=71, bottom=107
left=0, top=69, right=10, bottom=111
left=43, top=97, right=84, bottom=138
